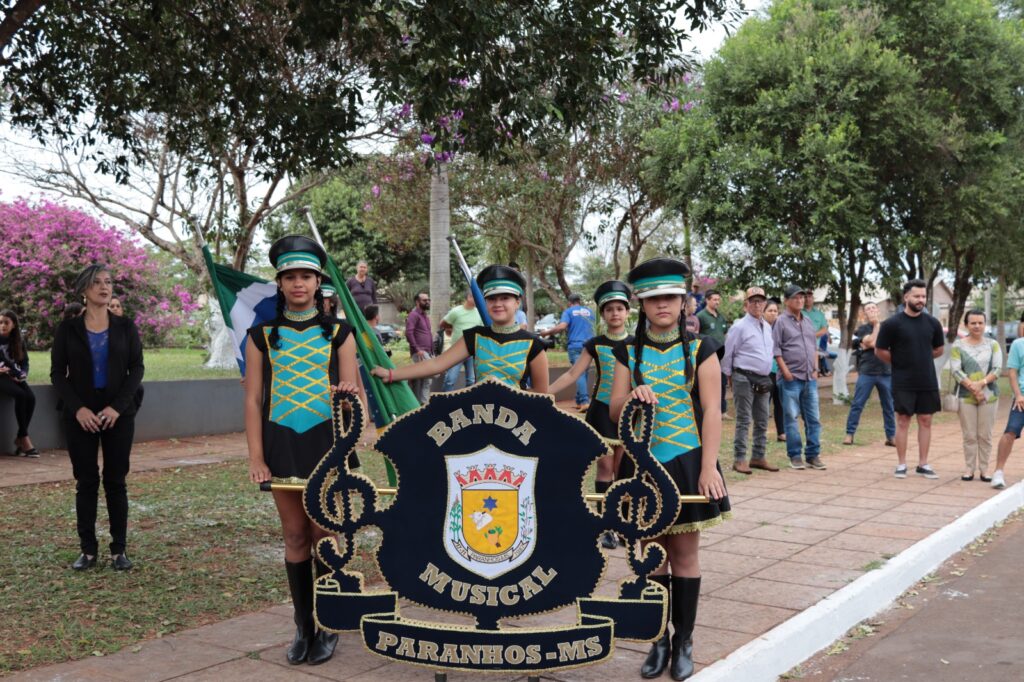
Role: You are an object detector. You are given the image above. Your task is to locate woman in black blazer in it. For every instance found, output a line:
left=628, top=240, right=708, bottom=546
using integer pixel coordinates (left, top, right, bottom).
left=51, top=264, right=144, bottom=571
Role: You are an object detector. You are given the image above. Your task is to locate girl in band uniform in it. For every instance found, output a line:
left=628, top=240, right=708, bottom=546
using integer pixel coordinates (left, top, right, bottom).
left=609, top=257, right=730, bottom=681
left=245, top=235, right=361, bottom=667
left=372, top=264, right=548, bottom=393
left=549, top=280, right=635, bottom=549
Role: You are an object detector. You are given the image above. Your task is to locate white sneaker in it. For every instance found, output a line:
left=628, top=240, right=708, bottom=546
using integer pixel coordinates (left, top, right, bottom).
left=991, top=470, right=1006, bottom=489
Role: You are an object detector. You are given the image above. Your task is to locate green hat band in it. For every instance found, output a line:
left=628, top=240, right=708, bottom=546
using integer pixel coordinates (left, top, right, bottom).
left=482, top=279, right=524, bottom=296
left=598, top=291, right=630, bottom=307
left=321, top=284, right=337, bottom=296
left=276, top=251, right=323, bottom=272
left=631, top=274, right=686, bottom=292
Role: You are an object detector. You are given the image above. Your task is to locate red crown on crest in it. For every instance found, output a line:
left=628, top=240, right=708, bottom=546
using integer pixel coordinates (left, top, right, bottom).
left=453, top=464, right=527, bottom=489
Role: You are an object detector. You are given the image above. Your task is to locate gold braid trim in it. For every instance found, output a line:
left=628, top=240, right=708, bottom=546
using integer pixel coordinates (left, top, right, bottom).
left=664, top=511, right=732, bottom=536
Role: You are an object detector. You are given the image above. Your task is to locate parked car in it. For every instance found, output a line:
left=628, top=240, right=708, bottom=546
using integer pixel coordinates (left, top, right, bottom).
left=534, top=313, right=558, bottom=334
left=985, top=321, right=1018, bottom=353
left=375, top=323, right=401, bottom=345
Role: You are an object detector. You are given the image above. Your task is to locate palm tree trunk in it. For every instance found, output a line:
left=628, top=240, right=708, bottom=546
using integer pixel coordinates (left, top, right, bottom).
left=429, top=163, right=452, bottom=331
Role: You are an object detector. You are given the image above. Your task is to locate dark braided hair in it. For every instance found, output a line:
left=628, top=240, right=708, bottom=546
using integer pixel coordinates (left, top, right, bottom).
left=314, top=288, right=334, bottom=340
left=268, top=289, right=286, bottom=350
left=268, top=281, right=334, bottom=351
left=631, top=297, right=693, bottom=388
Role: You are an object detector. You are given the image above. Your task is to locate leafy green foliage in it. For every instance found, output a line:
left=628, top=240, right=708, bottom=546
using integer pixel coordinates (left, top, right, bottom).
left=3, top=1, right=738, bottom=179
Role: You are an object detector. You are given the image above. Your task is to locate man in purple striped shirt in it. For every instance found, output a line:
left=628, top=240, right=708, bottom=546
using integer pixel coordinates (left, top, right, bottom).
left=773, top=285, right=824, bottom=470
left=723, top=287, right=779, bottom=474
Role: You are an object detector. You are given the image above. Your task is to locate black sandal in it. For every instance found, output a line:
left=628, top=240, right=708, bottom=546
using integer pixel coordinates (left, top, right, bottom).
left=961, top=474, right=974, bottom=481
left=14, top=446, right=40, bottom=458
left=980, top=474, right=992, bottom=483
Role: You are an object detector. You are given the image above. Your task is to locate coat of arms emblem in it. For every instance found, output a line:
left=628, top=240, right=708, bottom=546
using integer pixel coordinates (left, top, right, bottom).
left=444, top=449, right=538, bottom=578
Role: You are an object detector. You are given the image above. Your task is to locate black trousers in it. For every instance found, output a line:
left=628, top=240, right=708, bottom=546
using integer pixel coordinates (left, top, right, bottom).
left=770, top=372, right=784, bottom=436
left=66, top=415, right=135, bottom=555
left=0, top=378, right=36, bottom=439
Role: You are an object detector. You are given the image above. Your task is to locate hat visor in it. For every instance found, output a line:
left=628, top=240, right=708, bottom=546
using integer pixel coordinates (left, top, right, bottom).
left=635, top=286, right=688, bottom=299
left=483, top=285, right=522, bottom=298
left=276, top=262, right=323, bottom=275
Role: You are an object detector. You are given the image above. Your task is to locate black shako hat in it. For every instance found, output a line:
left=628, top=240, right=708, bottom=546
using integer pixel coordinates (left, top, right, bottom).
left=626, top=257, right=691, bottom=299
left=594, top=280, right=632, bottom=310
left=320, top=275, right=337, bottom=297
left=268, top=235, right=327, bottom=274
left=476, top=264, right=527, bottom=298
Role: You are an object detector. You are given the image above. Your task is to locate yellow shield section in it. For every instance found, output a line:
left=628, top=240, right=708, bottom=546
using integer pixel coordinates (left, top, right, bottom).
left=461, top=489, right=519, bottom=556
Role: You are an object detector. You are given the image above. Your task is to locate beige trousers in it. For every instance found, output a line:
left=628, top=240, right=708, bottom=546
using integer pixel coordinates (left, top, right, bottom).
left=958, top=399, right=996, bottom=474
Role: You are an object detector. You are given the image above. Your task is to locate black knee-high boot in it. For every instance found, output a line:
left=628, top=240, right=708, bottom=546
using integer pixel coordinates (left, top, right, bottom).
left=307, top=559, right=339, bottom=665
left=595, top=480, right=617, bottom=549
left=285, top=559, right=315, bottom=664
left=670, top=576, right=700, bottom=681
left=641, top=574, right=671, bottom=678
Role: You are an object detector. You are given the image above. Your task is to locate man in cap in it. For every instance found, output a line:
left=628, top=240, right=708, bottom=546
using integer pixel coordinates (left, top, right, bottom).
left=539, top=292, right=595, bottom=411
left=722, top=287, right=779, bottom=474
left=772, top=285, right=825, bottom=470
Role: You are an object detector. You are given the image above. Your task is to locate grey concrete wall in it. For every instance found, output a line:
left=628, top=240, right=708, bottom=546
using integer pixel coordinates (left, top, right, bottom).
left=0, top=380, right=246, bottom=455
left=0, top=368, right=595, bottom=455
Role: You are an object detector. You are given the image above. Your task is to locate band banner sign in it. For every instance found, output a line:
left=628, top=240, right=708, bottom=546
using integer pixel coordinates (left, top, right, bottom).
left=304, top=379, right=682, bottom=674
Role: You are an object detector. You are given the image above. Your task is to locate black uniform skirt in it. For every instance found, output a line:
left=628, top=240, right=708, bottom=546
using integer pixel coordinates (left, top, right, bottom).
left=585, top=400, right=619, bottom=442
left=263, top=422, right=360, bottom=479
left=659, top=450, right=731, bottom=534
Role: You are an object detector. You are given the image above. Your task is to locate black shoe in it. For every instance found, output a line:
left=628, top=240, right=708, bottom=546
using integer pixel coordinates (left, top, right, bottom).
left=307, top=629, right=338, bottom=665
left=111, top=554, right=133, bottom=571
left=600, top=531, right=619, bottom=550
left=641, top=633, right=670, bottom=678
left=285, top=559, right=315, bottom=664
left=71, top=553, right=96, bottom=571
left=670, top=635, right=694, bottom=681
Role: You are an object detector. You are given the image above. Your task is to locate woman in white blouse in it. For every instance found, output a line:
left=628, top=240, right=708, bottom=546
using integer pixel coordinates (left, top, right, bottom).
left=950, top=310, right=1002, bottom=481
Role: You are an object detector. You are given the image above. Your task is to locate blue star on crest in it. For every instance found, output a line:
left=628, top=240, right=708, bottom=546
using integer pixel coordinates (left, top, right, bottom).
left=482, top=496, right=498, bottom=511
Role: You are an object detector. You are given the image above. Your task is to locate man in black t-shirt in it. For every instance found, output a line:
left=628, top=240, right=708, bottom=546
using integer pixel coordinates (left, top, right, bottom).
left=874, top=280, right=945, bottom=480
left=843, top=303, right=896, bottom=447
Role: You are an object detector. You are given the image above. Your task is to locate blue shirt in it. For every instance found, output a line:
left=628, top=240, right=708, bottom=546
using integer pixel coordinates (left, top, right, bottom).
left=560, top=305, right=595, bottom=348
left=88, top=329, right=109, bottom=389
left=515, top=309, right=527, bottom=326
left=1007, top=338, right=1024, bottom=396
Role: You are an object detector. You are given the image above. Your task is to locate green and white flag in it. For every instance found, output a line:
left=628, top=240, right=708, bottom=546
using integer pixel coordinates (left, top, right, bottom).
left=202, top=245, right=279, bottom=375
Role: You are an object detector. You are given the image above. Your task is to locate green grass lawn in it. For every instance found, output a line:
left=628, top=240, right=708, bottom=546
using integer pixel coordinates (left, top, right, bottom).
left=28, top=349, right=240, bottom=384
left=27, top=347, right=571, bottom=386
left=0, top=451, right=394, bottom=674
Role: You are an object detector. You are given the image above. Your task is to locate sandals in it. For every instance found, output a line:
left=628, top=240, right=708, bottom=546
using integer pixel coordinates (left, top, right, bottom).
left=961, top=474, right=975, bottom=481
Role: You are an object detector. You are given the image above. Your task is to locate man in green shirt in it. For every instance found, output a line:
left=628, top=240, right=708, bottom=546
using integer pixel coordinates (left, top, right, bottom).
left=697, top=289, right=731, bottom=417
left=803, top=290, right=830, bottom=375
left=440, top=292, right=484, bottom=391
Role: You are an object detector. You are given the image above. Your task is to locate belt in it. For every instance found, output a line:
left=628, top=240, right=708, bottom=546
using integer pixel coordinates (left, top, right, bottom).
left=734, top=367, right=769, bottom=379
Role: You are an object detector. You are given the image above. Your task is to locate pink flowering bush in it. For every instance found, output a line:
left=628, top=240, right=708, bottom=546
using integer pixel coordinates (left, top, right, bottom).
left=0, top=199, right=200, bottom=348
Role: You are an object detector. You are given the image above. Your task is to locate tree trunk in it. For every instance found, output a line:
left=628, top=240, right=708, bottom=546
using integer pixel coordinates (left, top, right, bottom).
left=429, top=163, right=452, bottom=330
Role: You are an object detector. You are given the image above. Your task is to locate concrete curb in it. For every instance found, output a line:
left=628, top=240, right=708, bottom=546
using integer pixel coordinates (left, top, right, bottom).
left=692, top=481, right=1024, bottom=682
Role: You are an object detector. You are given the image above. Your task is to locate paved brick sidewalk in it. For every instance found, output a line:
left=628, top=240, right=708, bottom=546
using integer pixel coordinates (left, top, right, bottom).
left=8, top=401, right=1024, bottom=681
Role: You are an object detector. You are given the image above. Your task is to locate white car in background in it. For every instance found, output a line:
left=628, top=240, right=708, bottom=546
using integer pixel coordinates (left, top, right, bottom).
left=534, top=313, right=558, bottom=334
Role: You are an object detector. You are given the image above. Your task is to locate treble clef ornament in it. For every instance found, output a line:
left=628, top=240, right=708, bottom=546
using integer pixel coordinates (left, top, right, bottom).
left=600, top=397, right=682, bottom=597
left=303, top=389, right=378, bottom=592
